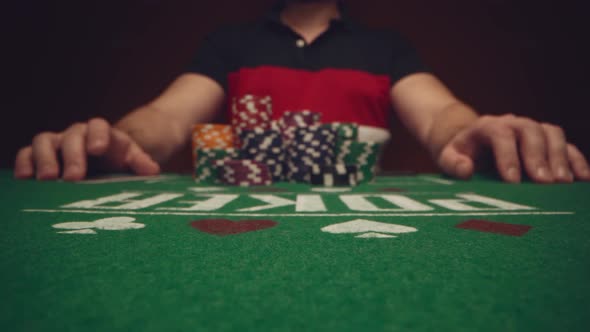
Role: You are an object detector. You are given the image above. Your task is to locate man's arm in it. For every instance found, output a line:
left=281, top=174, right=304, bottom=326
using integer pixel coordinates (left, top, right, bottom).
left=115, top=73, right=225, bottom=163
left=390, top=72, right=590, bottom=183
left=14, top=73, right=224, bottom=180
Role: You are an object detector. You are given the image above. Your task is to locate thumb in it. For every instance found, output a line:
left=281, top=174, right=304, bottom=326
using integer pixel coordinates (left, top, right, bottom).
left=101, top=128, right=160, bottom=175
left=437, top=144, right=475, bottom=180
left=125, top=146, right=161, bottom=176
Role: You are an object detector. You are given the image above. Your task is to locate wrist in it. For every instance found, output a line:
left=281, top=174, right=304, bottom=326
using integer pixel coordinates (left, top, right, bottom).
left=426, top=102, right=478, bottom=159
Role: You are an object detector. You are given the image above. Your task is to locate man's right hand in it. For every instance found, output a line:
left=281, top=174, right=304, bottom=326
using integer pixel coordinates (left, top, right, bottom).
left=14, top=118, right=160, bottom=181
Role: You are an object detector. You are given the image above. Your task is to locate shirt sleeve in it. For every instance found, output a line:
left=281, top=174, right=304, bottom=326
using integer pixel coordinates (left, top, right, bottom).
left=389, top=32, right=430, bottom=85
left=186, top=29, right=235, bottom=92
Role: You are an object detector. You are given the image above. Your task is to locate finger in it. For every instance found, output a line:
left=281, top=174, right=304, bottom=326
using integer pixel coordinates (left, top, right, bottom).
left=86, top=118, right=111, bottom=155
left=105, top=129, right=134, bottom=170
left=126, top=145, right=161, bottom=176
left=61, top=124, right=88, bottom=181
left=542, top=123, right=572, bottom=182
left=567, top=144, right=590, bottom=181
left=512, top=119, right=553, bottom=183
left=437, top=135, right=475, bottom=180
left=484, top=127, right=522, bottom=183
left=103, top=128, right=160, bottom=175
left=14, top=146, right=34, bottom=179
left=32, top=132, right=62, bottom=180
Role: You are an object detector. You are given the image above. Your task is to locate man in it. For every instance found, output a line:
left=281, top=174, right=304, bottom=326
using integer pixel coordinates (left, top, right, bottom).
left=13, top=0, right=590, bottom=183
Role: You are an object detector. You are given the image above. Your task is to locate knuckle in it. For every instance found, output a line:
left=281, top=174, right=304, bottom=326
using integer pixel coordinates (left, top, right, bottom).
left=478, top=115, right=495, bottom=123
left=486, top=123, right=512, bottom=138
left=549, top=144, right=567, bottom=155
left=32, top=132, right=54, bottom=144
left=520, top=118, right=542, bottom=131
left=501, top=113, right=517, bottom=121
left=17, top=146, right=30, bottom=156
left=63, top=124, right=88, bottom=139
left=517, top=116, right=533, bottom=126
left=69, top=122, right=87, bottom=132
left=544, top=123, right=565, bottom=136
left=88, top=117, right=110, bottom=127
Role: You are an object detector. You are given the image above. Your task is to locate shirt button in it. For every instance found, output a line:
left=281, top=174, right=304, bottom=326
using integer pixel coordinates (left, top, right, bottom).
left=296, top=39, right=306, bottom=48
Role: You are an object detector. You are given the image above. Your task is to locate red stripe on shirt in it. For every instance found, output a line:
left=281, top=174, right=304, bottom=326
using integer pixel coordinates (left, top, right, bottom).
left=228, top=66, right=392, bottom=128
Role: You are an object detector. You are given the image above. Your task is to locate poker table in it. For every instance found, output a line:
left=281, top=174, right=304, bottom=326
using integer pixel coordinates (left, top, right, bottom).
left=1, top=169, right=589, bottom=331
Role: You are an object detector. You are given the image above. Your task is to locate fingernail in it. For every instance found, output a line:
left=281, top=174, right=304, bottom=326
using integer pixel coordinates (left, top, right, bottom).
left=456, top=162, right=470, bottom=175
left=90, top=140, right=104, bottom=150
left=507, top=167, right=519, bottom=182
left=537, top=166, right=551, bottom=180
left=556, top=167, right=568, bottom=180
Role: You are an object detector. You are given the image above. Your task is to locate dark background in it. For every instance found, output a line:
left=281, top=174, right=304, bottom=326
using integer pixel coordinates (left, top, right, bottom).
left=3, top=0, right=589, bottom=173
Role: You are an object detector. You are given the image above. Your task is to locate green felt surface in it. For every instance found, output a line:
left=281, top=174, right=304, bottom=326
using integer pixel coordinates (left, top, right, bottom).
left=1, top=170, right=589, bottom=331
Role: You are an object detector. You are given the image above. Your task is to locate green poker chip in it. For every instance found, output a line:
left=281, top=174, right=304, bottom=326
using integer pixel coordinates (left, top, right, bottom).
left=194, top=148, right=240, bottom=183
left=357, top=164, right=377, bottom=183
left=327, top=122, right=359, bottom=140
left=341, top=141, right=381, bottom=183
left=343, top=141, right=381, bottom=164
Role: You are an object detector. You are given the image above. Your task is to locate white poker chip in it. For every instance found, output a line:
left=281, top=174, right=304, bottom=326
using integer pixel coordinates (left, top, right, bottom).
left=357, top=125, right=391, bottom=144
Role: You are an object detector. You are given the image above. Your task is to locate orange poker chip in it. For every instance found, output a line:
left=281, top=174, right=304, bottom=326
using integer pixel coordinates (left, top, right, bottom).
left=192, top=124, right=235, bottom=165
left=192, top=124, right=234, bottom=148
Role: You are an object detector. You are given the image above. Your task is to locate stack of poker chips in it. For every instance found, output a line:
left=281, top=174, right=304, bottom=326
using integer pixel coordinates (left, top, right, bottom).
left=310, top=164, right=359, bottom=187
left=213, top=159, right=272, bottom=187
left=277, top=110, right=339, bottom=184
left=231, top=94, right=272, bottom=147
left=286, top=124, right=338, bottom=183
left=192, top=124, right=236, bottom=183
left=278, top=110, right=322, bottom=146
left=342, top=141, right=382, bottom=183
left=192, top=94, right=385, bottom=187
left=222, top=95, right=277, bottom=186
left=194, top=148, right=239, bottom=183
left=280, top=119, right=383, bottom=186
left=238, top=128, right=285, bottom=181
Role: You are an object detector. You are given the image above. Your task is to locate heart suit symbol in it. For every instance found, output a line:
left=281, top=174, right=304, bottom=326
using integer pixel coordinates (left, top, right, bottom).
left=191, top=219, right=277, bottom=236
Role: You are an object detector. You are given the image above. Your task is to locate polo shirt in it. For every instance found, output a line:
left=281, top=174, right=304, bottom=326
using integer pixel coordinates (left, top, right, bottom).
left=188, top=4, right=428, bottom=129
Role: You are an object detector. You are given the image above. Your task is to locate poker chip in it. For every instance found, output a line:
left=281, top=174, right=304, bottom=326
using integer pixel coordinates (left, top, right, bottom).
left=192, top=124, right=234, bottom=149
left=327, top=122, right=359, bottom=140
left=287, top=125, right=337, bottom=167
left=357, top=125, right=391, bottom=143
left=192, top=124, right=234, bottom=169
left=238, top=128, right=285, bottom=181
left=231, top=95, right=273, bottom=147
left=326, top=122, right=359, bottom=163
left=283, top=122, right=337, bottom=183
left=341, top=141, right=382, bottom=183
left=278, top=110, right=322, bottom=146
left=214, top=159, right=273, bottom=186
left=193, top=110, right=384, bottom=187
left=194, top=148, right=239, bottom=183
left=310, top=164, right=358, bottom=187
left=285, top=160, right=312, bottom=183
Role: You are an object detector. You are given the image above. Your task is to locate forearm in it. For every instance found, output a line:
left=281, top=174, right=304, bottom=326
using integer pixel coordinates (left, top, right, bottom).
left=115, top=104, right=189, bottom=164
left=425, top=101, right=479, bottom=158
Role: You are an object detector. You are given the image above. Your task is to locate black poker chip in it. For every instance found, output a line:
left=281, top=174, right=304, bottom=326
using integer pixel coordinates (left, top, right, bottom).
left=310, top=164, right=358, bottom=186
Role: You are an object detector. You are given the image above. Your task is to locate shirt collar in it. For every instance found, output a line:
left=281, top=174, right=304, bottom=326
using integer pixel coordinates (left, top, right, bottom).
left=265, top=1, right=354, bottom=31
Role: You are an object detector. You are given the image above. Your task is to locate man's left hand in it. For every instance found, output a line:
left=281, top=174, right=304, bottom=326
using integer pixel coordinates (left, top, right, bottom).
left=436, top=114, right=590, bottom=183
